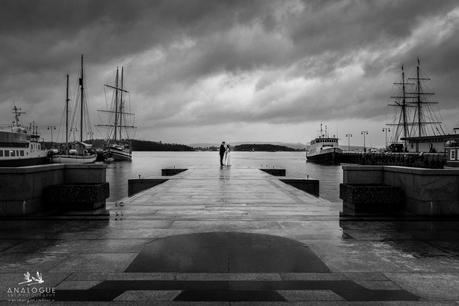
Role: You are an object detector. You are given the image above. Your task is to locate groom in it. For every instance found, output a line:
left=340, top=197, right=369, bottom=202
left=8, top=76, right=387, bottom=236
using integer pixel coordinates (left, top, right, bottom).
left=219, top=141, right=226, bottom=166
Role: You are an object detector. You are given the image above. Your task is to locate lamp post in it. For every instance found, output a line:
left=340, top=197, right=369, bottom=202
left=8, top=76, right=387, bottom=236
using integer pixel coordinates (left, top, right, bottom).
left=361, top=130, right=368, bottom=153
left=382, top=128, right=390, bottom=149
left=47, top=125, right=56, bottom=145
left=345, top=133, right=352, bottom=151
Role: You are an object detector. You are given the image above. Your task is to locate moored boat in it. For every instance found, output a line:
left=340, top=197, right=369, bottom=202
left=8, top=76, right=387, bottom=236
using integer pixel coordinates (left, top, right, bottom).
left=109, top=143, right=131, bottom=161
left=306, top=124, right=342, bottom=165
left=0, top=106, right=48, bottom=167
left=51, top=55, right=96, bottom=164
left=97, top=66, right=135, bottom=162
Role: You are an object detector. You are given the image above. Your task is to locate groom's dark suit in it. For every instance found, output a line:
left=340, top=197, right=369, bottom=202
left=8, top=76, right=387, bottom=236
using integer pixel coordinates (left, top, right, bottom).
left=219, top=144, right=225, bottom=166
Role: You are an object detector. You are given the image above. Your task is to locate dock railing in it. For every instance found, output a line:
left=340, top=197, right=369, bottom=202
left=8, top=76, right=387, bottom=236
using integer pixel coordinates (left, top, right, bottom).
left=339, top=152, right=446, bottom=169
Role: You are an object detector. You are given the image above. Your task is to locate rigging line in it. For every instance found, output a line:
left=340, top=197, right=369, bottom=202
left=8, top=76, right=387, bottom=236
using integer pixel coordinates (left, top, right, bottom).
left=56, top=104, right=66, bottom=143
left=84, top=92, right=93, bottom=136
left=70, top=82, right=80, bottom=141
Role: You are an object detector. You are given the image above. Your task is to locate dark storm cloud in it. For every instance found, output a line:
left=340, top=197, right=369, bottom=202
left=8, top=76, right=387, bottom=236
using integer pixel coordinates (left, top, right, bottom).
left=1, top=0, right=459, bottom=139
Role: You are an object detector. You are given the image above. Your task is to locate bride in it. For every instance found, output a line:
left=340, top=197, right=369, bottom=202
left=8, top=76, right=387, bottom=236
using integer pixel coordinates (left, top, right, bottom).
left=224, top=144, right=231, bottom=166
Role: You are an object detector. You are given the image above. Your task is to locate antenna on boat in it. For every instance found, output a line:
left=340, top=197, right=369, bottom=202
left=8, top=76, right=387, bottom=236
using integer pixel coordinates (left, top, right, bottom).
left=12, top=105, right=25, bottom=127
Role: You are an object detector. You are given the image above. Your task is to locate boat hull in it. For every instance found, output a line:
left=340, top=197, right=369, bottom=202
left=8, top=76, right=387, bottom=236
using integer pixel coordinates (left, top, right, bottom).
left=110, top=149, right=132, bottom=161
left=307, top=148, right=342, bottom=165
left=52, top=154, right=97, bottom=164
left=0, top=156, right=49, bottom=167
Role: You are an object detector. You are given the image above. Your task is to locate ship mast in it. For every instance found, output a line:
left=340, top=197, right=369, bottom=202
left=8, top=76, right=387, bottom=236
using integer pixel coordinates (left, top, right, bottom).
left=389, top=59, right=445, bottom=152
left=12, top=105, right=25, bottom=128
left=65, top=74, right=69, bottom=153
left=79, top=54, right=84, bottom=142
left=119, top=67, right=124, bottom=141
left=114, top=67, right=119, bottom=142
left=98, top=67, right=134, bottom=144
left=406, top=58, right=444, bottom=152
left=389, top=65, right=413, bottom=149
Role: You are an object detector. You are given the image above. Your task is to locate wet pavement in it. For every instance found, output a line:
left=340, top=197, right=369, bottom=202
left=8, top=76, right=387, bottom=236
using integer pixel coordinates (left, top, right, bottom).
left=1, top=167, right=459, bottom=304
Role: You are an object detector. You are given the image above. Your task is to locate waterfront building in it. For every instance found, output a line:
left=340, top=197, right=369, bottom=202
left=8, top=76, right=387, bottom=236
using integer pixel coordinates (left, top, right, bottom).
left=401, top=134, right=459, bottom=153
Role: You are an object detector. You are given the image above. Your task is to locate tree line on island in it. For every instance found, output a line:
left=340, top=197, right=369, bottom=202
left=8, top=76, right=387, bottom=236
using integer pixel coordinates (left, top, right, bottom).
left=44, top=139, right=302, bottom=152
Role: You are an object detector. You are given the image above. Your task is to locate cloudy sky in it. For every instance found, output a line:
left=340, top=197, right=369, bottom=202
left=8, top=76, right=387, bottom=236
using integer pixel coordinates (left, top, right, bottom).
left=1, top=0, right=458, bottom=147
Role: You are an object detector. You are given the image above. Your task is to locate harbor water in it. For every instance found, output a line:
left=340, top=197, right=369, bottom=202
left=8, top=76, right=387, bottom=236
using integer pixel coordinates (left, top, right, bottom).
left=106, top=151, right=343, bottom=202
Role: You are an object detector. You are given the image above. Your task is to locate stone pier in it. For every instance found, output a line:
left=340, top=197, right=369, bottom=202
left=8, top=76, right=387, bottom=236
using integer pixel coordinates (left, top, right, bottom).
left=0, top=167, right=458, bottom=303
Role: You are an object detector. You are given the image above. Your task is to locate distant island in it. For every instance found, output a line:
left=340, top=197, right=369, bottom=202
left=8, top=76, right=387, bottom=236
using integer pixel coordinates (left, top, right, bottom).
left=233, top=144, right=298, bottom=152
left=45, top=139, right=306, bottom=152
left=130, top=139, right=194, bottom=151
left=79, top=139, right=195, bottom=151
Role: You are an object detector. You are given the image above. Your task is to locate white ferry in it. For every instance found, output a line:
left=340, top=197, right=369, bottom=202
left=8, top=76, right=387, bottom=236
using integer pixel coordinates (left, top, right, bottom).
left=306, top=124, right=342, bottom=165
left=0, top=106, right=48, bottom=167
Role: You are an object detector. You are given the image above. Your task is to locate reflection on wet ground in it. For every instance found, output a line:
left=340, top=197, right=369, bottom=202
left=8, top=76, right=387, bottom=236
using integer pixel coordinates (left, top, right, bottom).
left=126, top=232, right=331, bottom=273
left=1, top=167, right=459, bottom=303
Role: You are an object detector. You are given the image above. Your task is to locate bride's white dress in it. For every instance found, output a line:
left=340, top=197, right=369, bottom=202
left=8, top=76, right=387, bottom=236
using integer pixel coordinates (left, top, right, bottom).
left=225, top=150, right=231, bottom=166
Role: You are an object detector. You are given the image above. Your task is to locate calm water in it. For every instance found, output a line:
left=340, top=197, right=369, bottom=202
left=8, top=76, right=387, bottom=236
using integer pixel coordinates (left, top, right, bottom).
left=106, top=151, right=343, bottom=202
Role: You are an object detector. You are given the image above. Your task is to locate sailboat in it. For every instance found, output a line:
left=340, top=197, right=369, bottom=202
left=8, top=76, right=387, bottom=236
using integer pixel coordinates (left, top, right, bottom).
left=97, top=66, right=135, bottom=161
left=51, top=55, right=97, bottom=164
left=387, top=58, right=445, bottom=152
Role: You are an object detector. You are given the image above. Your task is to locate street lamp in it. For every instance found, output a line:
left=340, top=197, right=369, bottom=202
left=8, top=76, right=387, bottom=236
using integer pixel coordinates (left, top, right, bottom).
left=47, top=125, right=56, bottom=144
left=345, top=134, right=352, bottom=151
left=361, top=130, right=368, bottom=153
left=382, top=128, right=390, bottom=149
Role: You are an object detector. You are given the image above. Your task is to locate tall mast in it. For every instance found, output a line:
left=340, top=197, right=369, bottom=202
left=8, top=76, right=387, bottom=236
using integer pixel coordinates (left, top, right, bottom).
left=119, top=67, right=124, bottom=141
left=114, top=67, right=119, bottom=142
left=401, top=66, right=409, bottom=148
left=389, top=65, right=412, bottom=149
left=407, top=57, right=443, bottom=152
left=65, top=74, right=69, bottom=152
left=79, top=54, right=84, bottom=142
left=416, top=58, right=422, bottom=138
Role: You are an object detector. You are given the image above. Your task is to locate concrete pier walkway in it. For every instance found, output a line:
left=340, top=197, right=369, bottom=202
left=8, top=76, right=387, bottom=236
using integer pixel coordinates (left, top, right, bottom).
left=1, top=167, right=459, bottom=304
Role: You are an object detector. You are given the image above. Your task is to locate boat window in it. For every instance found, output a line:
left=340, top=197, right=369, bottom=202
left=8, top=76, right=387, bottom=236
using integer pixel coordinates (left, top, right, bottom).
left=11, top=150, right=15, bottom=157
left=5, top=150, right=9, bottom=157
left=0, top=150, right=3, bottom=157
left=20, top=150, right=24, bottom=156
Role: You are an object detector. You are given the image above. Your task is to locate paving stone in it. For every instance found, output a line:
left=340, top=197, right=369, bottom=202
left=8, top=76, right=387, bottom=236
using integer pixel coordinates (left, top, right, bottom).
left=385, top=273, right=459, bottom=300
left=0, top=168, right=458, bottom=303
left=114, top=290, right=181, bottom=301
left=48, top=253, right=136, bottom=273
left=56, top=280, right=102, bottom=290
left=277, top=290, right=344, bottom=301
left=176, top=273, right=282, bottom=281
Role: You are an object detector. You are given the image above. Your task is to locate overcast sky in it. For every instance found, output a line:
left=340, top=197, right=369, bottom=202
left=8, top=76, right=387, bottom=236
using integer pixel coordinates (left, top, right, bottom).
left=1, top=0, right=458, bottom=147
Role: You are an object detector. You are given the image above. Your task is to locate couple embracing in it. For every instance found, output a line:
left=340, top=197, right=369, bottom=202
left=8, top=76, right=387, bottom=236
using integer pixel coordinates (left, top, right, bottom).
left=219, top=141, right=231, bottom=167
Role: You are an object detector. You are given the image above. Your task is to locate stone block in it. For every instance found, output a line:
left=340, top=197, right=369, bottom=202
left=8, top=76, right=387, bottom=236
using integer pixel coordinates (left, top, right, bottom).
left=43, top=183, right=109, bottom=211
left=340, top=183, right=402, bottom=215
left=342, top=165, right=384, bottom=185
left=260, top=168, right=286, bottom=176
left=64, top=164, right=107, bottom=184
left=128, top=179, right=169, bottom=196
left=161, top=168, right=187, bottom=176
left=280, top=178, right=319, bottom=196
left=384, top=167, right=459, bottom=216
